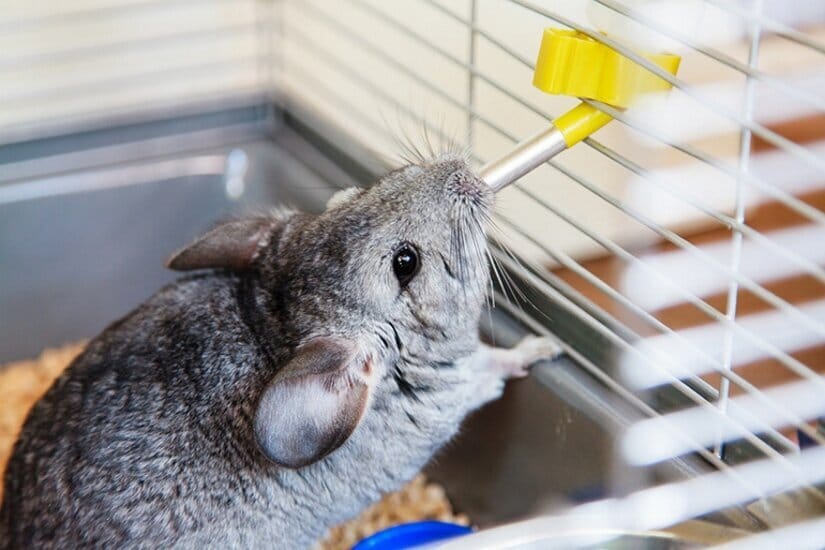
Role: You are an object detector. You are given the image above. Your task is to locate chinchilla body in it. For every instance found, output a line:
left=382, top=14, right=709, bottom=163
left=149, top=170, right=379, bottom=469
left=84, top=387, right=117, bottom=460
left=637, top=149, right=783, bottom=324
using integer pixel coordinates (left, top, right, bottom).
left=1, top=156, right=557, bottom=548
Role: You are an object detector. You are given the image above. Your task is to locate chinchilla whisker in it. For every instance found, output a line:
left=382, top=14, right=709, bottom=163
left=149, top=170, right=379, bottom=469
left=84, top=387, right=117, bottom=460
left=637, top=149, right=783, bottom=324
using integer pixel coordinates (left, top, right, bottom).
left=484, top=225, right=513, bottom=308
left=382, top=104, right=428, bottom=166
left=451, top=205, right=466, bottom=283
left=485, top=248, right=496, bottom=310
left=486, top=221, right=535, bottom=319
left=409, top=127, right=427, bottom=165
left=460, top=213, right=475, bottom=290
left=421, top=120, right=436, bottom=160
left=404, top=106, right=429, bottom=164
left=377, top=105, right=411, bottom=167
left=465, top=216, right=486, bottom=306
left=487, top=246, right=512, bottom=309
left=454, top=214, right=468, bottom=292
left=436, top=112, right=461, bottom=160
left=471, top=221, right=495, bottom=312
left=389, top=137, right=413, bottom=167
left=479, top=216, right=495, bottom=312
left=437, top=113, right=448, bottom=158
left=445, top=121, right=469, bottom=163
left=397, top=123, right=421, bottom=166
left=467, top=219, right=484, bottom=306
left=462, top=145, right=474, bottom=166
left=470, top=213, right=488, bottom=268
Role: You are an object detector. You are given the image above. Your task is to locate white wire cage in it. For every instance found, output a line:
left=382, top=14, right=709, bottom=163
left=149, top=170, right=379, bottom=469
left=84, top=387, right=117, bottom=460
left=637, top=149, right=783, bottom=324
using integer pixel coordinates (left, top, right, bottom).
left=1, top=0, right=825, bottom=547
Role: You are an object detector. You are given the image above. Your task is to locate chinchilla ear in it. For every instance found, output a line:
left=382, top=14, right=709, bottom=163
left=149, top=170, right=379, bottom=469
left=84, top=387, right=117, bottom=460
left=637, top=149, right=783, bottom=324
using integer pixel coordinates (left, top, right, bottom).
left=254, top=337, right=373, bottom=469
left=325, top=187, right=362, bottom=210
left=166, top=217, right=275, bottom=272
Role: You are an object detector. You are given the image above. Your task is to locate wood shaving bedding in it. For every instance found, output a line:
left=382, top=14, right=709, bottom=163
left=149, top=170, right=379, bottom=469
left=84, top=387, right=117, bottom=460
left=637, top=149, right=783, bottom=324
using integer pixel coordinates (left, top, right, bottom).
left=0, top=343, right=468, bottom=548
left=0, top=341, right=87, bottom=503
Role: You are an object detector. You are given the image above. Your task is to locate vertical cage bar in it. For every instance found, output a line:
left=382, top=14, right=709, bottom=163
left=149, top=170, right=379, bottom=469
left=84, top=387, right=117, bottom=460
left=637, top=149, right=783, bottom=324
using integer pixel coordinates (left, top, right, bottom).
left=715, top=0, right=764, bottom=460
left=256, top=0, right=277, bottom=131
left=466, top=0, right=478, bottom=156
left=255, top=0, right=272, bottom=95
left=272, top=0, right=287, bottom=104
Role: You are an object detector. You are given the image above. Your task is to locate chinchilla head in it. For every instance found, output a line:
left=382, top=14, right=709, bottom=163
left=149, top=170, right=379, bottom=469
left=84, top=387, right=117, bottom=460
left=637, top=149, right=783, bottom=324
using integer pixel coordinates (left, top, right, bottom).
left=287, top=154, right=494, bottom=340
left=168, top=154, right=493, bottom=344
left=166, top=154, right=493, bottom=468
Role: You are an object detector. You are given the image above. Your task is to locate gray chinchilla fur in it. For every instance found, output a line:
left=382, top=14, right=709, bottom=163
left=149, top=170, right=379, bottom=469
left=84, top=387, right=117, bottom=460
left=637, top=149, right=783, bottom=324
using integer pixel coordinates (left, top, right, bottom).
left=1, top=156, right=560, bottom=549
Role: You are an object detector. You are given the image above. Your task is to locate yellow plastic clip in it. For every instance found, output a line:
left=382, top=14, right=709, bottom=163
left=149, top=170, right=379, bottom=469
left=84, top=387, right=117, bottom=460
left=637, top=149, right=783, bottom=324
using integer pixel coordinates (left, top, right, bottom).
left=532, top=29, right=681, bottom=147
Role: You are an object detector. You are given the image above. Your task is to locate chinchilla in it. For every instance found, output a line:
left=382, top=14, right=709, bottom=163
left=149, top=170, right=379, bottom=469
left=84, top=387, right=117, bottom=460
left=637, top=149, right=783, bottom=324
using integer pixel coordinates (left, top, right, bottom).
left=0, top=155, right=560, bottom=549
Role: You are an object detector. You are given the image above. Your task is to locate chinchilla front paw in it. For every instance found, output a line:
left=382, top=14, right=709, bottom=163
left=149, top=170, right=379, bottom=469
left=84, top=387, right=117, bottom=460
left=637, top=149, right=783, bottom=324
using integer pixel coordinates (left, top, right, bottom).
left=504, top=335, right=563, bottom=378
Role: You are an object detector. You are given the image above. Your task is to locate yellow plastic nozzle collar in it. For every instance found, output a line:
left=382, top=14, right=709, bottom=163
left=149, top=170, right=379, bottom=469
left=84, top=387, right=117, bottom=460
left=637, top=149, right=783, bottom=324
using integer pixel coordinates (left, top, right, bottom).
left=532, top=28, right=681, bottom=147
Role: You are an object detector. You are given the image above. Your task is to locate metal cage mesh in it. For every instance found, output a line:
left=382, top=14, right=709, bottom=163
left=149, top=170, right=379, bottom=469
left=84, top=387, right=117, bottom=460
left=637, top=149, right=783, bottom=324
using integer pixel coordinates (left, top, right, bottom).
left=2, top=0, right=825, bottom=544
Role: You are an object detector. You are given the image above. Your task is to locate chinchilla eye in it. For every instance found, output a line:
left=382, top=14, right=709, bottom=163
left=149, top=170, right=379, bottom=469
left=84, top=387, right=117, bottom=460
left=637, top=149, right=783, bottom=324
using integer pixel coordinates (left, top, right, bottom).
left=392, top=243, right=420, bottom=287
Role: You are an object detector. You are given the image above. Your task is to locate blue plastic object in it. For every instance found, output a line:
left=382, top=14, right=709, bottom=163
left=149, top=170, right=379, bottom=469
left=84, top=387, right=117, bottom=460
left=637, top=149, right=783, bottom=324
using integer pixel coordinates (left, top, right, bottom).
left=352, top=521, right=472, bottom=550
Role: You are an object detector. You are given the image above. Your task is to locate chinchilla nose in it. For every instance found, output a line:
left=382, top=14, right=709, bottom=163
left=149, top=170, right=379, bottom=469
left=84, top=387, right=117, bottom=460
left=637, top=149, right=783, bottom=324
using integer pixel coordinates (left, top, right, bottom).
left=445, top=164, right=488, bottom=201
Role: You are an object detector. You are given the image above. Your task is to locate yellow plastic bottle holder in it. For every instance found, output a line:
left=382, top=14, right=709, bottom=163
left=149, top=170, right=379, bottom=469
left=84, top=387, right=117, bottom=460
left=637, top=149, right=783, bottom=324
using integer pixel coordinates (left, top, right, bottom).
left=532, top=29, right=681, bottom=147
